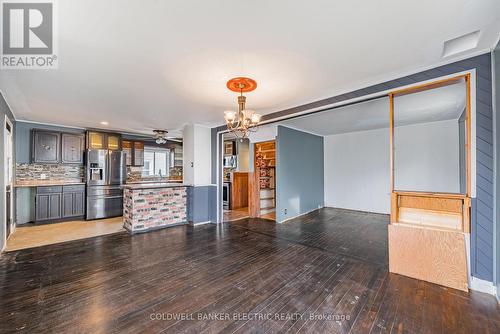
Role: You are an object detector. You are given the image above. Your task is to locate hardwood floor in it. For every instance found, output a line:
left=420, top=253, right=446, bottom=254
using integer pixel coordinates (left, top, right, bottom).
left=232, top=208, right=388, bottom=265
left=0, top=208, right=498, bottom=333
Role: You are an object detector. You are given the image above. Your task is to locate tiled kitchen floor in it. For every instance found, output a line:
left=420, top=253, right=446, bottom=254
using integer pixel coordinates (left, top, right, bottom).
left=6, top=217, right=125, bottom=251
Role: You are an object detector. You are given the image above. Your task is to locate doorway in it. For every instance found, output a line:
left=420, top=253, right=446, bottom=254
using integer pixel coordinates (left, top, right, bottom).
left=222, top=134, right=251, bottom=222
left=249, top=140, right=276, bottom=220
left=4, top=116, right=13, bottom=240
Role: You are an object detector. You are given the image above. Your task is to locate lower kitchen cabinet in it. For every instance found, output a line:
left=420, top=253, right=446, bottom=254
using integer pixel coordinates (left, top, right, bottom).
left=36, top=192, right=62, bottom=221
left=35, top=185, right=85, bottom=222
left=62, top=191, right=85, bottom=218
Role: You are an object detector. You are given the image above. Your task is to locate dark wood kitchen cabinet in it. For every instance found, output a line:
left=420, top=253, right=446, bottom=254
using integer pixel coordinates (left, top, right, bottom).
left=133, top=141, right=144, bottom=166
left=32, top=129, right=84, bottom=164
left=87, top=131, right=105, bottom=149
left=122, top=140, right=144, bottom=166
left=87, top=131, right=121, bottom=150
left=62, top=186, right=85, bottom=218
left=35, top=186, right=62, bottom=221
left=122, top=140, right=133, bottom=165
left=107, top=134, right=121, bottom=150
left=61, top=133, right=85, bottom=164
left=35, top=185, right=85, bottom=222
left=33, top=130, right=60, bottom=163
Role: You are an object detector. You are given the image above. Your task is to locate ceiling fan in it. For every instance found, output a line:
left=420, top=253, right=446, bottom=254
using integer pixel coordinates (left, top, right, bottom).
left=153, top=129, right=169, bottom=144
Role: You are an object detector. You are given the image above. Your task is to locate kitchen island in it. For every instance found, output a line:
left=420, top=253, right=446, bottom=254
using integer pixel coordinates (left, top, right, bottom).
left=122, top=183, right=190, bottom=233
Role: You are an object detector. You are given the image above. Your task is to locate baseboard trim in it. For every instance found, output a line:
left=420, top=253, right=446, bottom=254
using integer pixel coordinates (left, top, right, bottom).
left=469, top=277, right=497, bottom=295
left=323, top=205, right=389, bottom=216
left=279, top=207, right=324, bottom=223
left=189, top=220, right=213, bottom=226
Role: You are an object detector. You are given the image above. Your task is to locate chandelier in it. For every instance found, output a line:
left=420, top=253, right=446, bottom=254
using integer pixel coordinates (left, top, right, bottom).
left=153, top=130, right=168, bottom=144
left=223, top=77, right=262, bottom=139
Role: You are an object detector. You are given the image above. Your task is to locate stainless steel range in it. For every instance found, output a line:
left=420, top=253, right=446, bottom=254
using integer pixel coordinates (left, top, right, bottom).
left=86, top=149, right=126, bottom=220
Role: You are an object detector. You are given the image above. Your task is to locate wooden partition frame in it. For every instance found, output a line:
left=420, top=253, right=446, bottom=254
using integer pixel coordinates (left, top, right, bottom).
left=389, top=74, right=472, bottom=232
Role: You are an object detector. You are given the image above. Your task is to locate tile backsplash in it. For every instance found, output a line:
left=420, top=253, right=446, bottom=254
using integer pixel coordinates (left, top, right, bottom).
left=16, top=163, right=182, bottom=183
left=126, top=166, right=183, bottom=183
left=16, top=163, right=84, bottom=182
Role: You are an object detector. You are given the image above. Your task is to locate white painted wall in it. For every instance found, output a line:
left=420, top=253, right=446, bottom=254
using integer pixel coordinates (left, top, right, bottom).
left=183, top=123, right=212, bottom=185
left=324, top=127, right=391, bottom=214
left=247, top=123, right=277, bottom=143
left=324, top=119, right=461, bottom=214
left=394, top=119, right=460, bottom=193
left=236, top=139, right=249, bottom=172
left=183, top=124, right=194, bottom=184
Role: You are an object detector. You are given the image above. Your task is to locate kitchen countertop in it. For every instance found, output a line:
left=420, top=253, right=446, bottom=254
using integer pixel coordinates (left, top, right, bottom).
left=14, top=180, right=86, bottom=188
left=126, top=180, right=182, bottom=184
left=122, top=182, right=190, bottom=190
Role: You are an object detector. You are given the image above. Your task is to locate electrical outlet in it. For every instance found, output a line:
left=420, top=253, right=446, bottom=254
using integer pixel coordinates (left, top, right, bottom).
left=284, top=208, right=287, bottom=215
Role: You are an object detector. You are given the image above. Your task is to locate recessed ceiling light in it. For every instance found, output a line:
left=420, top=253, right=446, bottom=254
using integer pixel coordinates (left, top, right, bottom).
left=100, top=121, right=109, bottom=126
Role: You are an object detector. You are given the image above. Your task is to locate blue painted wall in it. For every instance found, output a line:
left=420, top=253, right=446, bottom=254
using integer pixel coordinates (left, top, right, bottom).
left=187, top=185, right=217, bottom=224
left=276, top=126, right=324, bottom=222
left=493, top=44, right=499, bottom=297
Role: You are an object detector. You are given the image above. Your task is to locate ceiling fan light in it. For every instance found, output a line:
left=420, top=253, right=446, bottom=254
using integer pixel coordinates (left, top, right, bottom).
left=153, top=129, right=168, bottom=144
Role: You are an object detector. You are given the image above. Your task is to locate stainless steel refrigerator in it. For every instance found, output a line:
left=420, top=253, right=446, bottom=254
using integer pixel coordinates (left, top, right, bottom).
left=86, top=149, right=126, bottom=220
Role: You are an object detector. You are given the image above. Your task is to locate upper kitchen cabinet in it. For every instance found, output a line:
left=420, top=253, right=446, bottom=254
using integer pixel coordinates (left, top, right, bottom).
left=121, top=139, right=144, bottom=166
left=33, top=130, right=60, bottom=163
left=107, top=134, right=121, bottom=150
left=87, top=131, right=121, bottom=150
left=133, top=141, right=144, bottom=166
left=61, top=133, right=84, bottom=164
left=32, top=130, right=85, bottom=164
left=122, top=140, right=133, bottom=165
left=87, top=131, right=105, bottom=149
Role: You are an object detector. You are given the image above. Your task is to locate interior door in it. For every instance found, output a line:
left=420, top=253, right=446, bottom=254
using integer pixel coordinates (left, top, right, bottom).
left=5, top=119, right=13, bottom=238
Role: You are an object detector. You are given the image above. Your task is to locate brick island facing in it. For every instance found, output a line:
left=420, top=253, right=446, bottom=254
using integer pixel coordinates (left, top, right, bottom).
left=123, top=183, right=190, bottom=233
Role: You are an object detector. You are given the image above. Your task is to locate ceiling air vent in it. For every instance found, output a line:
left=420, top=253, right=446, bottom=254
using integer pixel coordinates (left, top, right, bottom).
left=442, top=31, right=480, bottom=58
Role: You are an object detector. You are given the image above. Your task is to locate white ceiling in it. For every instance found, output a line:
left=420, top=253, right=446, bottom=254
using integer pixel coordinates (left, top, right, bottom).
left=1, top=0, right=499, bottom=136
left=281, top=81, right=466, bottom=136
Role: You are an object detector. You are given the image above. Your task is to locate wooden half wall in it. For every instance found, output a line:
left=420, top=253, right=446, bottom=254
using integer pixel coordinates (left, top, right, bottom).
left=388, top=74, right=472, bottom=292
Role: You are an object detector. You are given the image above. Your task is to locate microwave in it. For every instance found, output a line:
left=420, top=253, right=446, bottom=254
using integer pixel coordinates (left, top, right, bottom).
left=223, top=156, right=237, bottom=168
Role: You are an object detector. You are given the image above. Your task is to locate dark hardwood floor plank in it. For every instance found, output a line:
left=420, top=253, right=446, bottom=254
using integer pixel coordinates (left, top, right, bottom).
left=0, top=208, right=499, bottom=334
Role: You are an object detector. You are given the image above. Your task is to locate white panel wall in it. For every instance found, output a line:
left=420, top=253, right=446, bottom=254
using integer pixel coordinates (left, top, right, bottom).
left=247, top=123, right=277, bottom=143
left=394, top=120, right=460, bottom=193
left=183, top=124, right=194, bottom=185
left=236, top=139, right=249, bottom=172
left=324, top=119, right=460, bottom=214
left=324, top=128, right=391, bottom=214
left=183, top=123, right=212, bottom=185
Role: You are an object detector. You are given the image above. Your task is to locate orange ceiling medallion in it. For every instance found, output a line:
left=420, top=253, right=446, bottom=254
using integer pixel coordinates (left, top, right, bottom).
left=226, top=77, right=257, bottom=93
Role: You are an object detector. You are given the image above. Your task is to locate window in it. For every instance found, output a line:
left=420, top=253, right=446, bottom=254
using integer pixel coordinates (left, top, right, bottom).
left=142, top=147, right=170, bottom=177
